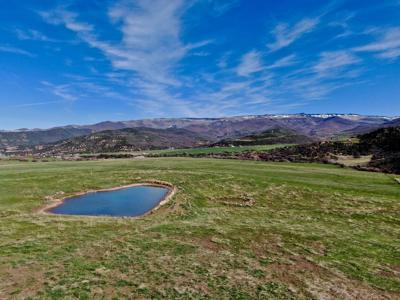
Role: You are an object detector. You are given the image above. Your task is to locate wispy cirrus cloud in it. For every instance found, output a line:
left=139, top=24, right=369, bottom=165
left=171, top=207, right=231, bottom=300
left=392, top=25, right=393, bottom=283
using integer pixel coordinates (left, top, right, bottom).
left=354, top=27, right=400, bottom=60
left=15, top=29, right=53, bottom=42
left=38, top=1, right=364, bottom=116
left=236, top=50, right=264, bottom=76
left=271, top=50, right=362, bottom=101
left=313, top=51, right=361, bottom=78
left=40, top=76, right=133, bottom=104
left=12, top=100, right=64, bottom=108
left=40, top=81, right=78, bottom=102
left=0, top=45, right=35, bottom=57
left=33, top=0, right=399, bottom=118
left=39, top=9, right=93, bottom=32
left=37, top=1, right=377, bottom=117
left=266, top=54, right=297, bottom=69
left=209, top=0, right=239, bottom=16
left=267, top=17, right=320, bottom=51
left=39, top=0, right=212, bottom=116
left=106, top=0, right=188, bottom=85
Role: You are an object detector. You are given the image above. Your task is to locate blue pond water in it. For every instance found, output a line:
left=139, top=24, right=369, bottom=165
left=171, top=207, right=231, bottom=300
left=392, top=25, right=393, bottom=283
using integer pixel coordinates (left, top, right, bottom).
left=49, top=185, right=170, bottom=217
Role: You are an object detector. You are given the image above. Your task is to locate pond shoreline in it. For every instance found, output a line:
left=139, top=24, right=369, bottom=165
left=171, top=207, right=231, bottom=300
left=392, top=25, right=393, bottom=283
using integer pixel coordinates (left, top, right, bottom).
left=37, top=180, right=177, bottom=218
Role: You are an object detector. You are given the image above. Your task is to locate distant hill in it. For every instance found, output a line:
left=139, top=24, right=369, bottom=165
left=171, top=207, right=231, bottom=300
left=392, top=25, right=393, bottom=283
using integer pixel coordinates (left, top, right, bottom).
left=179, top=114, right=389, bottom=140
left=155, top=125, right=399, bottom=174
left=0, top=127, right=91, bottom=148
left=359, top=126, right=400, bottom=152
left=357, top=127, right=400, bottom=174
left=1, top=114, right=397, bottom=148
left=33, top=127, right=209, bottom=155
left=221, top=126, right=400, bottom=174
left=341, top=117, right=400, bottom=136
left=213, top=126, right=314, bottom=146
left=385, top=117, right=400, bottom=127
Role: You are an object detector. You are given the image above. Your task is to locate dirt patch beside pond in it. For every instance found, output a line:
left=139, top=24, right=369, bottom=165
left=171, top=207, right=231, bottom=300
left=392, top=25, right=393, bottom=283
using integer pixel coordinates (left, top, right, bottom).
left=213, top=194, right=255, bottom=207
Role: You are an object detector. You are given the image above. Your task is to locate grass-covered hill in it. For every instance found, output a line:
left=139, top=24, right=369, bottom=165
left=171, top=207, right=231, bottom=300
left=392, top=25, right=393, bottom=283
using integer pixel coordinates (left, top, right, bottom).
left=359, top=126, right=400, bottom=174
left=359, top=126, right=400, bottom=152
left=183, top=126, right=400, bottom=174
left=35, top=127, right=209, bottom=155
left=260, top=126, right=400, bottom=174
left=213, top=126, right=314, bottom=146
left=0, top=158, right=399, bottom=298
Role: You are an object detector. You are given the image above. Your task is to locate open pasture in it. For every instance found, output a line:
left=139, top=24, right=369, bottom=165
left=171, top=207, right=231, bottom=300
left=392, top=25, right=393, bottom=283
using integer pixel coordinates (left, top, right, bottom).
left=0, top=158, right=399, bottom=299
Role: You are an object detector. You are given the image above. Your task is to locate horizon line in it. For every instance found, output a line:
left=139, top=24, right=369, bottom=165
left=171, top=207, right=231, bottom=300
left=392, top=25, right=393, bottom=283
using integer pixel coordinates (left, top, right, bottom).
left=1, top=112, right=399, bottom=132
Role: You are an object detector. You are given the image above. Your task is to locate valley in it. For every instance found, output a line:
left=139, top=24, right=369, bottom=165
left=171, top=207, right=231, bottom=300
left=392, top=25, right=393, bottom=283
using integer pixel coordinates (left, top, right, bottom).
left=1, top=114, right=399, bottom=175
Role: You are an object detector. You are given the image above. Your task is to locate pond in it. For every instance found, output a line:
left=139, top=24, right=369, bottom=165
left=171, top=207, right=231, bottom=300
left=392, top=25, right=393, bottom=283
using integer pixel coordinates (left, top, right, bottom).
left=49, top=185, right=170, bottom=217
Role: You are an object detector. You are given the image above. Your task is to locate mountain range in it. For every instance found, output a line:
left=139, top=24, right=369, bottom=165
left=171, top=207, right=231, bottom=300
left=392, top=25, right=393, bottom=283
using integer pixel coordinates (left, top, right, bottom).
left=34, top=127, right=209, bottom=155
left=212, top=126, right=315, bottom=146
left=1, top=114, right=399, bottom=153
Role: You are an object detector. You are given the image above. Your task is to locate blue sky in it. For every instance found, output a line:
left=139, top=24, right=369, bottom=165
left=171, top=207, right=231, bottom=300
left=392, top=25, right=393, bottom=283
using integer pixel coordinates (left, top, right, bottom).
left=1, top=0, right=400, bottom=129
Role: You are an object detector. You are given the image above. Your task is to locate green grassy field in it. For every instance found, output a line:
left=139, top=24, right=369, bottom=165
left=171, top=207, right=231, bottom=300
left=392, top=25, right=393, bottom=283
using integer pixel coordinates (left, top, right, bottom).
left=146, top=144, right=293, bottom=156
left=0, top=158, right=399, bottom=299
left=335, top=155, right=373, bottom=167
left=81, top=144, right=291, bottom=157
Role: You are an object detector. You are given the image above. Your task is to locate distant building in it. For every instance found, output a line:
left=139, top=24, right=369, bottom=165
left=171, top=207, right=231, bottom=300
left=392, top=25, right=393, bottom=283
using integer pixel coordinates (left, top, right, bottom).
left=3, top=146, right=32, bottom=157
left=0, top=147, right=7, bottom=157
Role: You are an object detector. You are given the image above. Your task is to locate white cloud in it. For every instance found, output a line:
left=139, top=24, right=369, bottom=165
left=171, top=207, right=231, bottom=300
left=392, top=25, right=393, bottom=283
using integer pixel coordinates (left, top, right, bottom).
left=191, top=51, right=210, bottom=57
left=217, top=52, right=231, bottom=69
left=0, top=45, right=35, bottom=57
left=267, top=18, right=319, bottom=51
left=236, top=50, right=264, bottom=76
left=15, top=29, right=53, bottom=42
left=378, top=48, right=400, bottom=59
left=39, top=9, right=93, bottom=32
left=266, top=54, right=297, bottom=69
left=40, top=77, right=133, bottom=104
left=354, top=27, right=400, bottom=59
left=313, top=51, right=361, bottom=77
left=40, top=81, right=78, bottom=102
left=106, top=0, right=187, bottom=85
left=40, top=1, right=210, bottom=116
left=35, top=1, right=394, bottom=117
left=209, top=0, right=239, bottom=16
left=269, top=51, right=363, bottom=101
left=12, top=101, right=63, bottom=108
